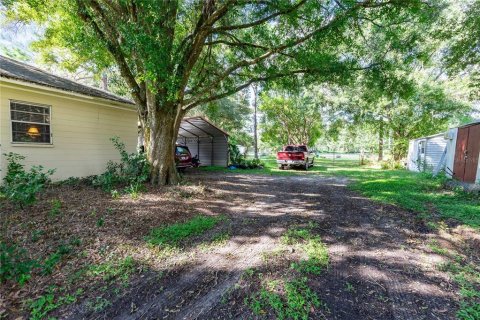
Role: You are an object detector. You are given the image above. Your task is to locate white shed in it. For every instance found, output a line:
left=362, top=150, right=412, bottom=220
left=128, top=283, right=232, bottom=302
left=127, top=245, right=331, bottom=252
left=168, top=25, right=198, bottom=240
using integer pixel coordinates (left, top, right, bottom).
left=407, top=133, right=447, bottom=172
left=407, top=121, right=480, bottom=184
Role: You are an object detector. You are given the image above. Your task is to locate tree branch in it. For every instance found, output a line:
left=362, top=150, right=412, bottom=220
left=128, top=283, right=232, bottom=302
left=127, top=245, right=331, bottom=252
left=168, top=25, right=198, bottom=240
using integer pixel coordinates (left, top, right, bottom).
left=76, top=0, right=146, bottom=107
left=211, top=0, right=307, bottom=32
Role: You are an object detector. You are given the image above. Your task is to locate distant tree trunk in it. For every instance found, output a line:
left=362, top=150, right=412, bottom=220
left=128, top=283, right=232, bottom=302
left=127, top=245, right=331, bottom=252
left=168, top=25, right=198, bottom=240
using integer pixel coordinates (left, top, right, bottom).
left=101, top=72, right=108, bottom=91
left=392, top=130, right=408, bottom=161
left=253, top=84, right=258, bottom=159
left=378, top=121, right=384, bottom=161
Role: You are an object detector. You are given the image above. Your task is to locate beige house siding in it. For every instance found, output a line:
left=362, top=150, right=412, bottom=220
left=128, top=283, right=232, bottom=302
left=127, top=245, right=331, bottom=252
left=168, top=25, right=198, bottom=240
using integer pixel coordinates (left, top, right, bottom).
left=0, top=81, right=137, bottom=181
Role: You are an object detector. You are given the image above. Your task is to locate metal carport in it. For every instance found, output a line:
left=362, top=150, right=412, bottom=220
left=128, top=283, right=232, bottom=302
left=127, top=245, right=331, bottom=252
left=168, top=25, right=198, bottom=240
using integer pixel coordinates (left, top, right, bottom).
left=176, top=116, right=229, bottom=167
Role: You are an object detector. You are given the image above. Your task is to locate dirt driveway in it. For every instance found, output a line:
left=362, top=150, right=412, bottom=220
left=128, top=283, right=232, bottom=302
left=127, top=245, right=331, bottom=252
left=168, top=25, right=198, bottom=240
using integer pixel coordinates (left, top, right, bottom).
left=69, top=172, right=459, bottom=319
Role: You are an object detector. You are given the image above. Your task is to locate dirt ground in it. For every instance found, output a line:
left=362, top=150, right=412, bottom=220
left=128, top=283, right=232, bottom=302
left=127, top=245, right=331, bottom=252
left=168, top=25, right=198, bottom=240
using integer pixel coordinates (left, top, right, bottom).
left=2, top=171, right=476, bottom=319
left=72, top=171, right=469, bottom=319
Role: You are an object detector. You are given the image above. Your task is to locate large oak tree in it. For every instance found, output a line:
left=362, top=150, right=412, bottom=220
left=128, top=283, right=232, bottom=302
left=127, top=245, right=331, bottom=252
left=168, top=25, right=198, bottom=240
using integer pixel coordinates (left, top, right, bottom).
left=4, top=0, right=436, bottom=184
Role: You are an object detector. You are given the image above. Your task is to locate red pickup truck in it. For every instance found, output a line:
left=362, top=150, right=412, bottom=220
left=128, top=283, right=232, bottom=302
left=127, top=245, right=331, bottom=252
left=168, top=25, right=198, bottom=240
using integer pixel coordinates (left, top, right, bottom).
left=277, top=145, right=315, bottom=170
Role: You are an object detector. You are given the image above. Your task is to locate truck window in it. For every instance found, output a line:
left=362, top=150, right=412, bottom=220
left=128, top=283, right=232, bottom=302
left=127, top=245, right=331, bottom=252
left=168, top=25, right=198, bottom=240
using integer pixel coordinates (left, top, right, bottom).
left=285, top=146, right=307, bottom=152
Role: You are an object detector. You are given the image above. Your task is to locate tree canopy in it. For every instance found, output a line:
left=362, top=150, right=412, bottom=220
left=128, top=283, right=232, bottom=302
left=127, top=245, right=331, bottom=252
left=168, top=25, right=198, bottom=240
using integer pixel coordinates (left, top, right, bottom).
left=2, top=0, right=453, bottom=182
left=260, top=90, right=323, bottom=149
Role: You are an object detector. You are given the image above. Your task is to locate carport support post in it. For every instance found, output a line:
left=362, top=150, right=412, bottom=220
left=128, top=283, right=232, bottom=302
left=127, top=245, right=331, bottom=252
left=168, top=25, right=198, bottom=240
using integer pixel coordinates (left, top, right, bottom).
left=197, top=137, right=200, bottom=162
left=211, top=137, right=214, bottom=166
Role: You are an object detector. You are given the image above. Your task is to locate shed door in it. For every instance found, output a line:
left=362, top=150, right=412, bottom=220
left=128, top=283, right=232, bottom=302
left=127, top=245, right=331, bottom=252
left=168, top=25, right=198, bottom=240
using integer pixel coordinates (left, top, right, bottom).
left=464, top=125, right=480, bottom=182
left=453, top=125, right=480, bottom=183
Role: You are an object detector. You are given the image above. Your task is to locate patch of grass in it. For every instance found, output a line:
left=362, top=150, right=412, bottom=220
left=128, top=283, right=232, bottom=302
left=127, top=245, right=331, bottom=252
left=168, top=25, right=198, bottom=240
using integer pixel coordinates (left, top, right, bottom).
left=243, top=267, right=256, bottom=278
left=88, top=256, right=136, bottom=283
left=281, top=229, right=311, bottom=245
left=281, top=228, right=329, bottom=275
left=438, top=260, right=480, bottom=319
left=146, top=215, right=223, bottom=248
left=291, top=237, right=329, bottom=275
left=246, top=277, right=322, bottom=320
left=427, top=240, right=450, bottom=256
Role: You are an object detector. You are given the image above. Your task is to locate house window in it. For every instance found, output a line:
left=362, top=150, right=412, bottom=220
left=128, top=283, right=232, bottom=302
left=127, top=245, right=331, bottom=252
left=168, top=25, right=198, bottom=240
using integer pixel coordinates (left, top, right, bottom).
left=10, top=101, right=51, bottom=144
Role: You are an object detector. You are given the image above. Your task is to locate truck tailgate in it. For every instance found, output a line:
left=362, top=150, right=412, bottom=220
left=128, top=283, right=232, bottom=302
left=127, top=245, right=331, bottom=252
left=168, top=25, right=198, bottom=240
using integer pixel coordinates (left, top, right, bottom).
left=277, top=152, right=304, bottom=160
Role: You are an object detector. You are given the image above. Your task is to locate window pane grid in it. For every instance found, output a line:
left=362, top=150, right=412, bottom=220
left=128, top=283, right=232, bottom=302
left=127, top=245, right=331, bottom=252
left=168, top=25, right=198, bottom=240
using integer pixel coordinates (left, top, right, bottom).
left=10, top=101, right=51, bottom=144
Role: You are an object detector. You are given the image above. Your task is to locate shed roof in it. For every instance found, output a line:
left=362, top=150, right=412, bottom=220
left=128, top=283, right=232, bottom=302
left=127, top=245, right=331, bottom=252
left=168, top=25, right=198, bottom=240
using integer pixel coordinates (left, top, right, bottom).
left=458, top=119, right=480, bottom=129
left=0, top=55, right=133, bottom=105
left=412, top=132, right=445, bottom=141
left=178, top=116, right=229, bottom=139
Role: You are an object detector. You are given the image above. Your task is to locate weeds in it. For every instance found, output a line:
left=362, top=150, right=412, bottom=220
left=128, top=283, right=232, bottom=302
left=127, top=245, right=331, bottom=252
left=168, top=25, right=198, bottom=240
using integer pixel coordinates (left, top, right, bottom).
left=427, top=240, right=450, bottom=256
left=0, top=241, right=38, bottom=285
left=281, top=228, right=329, bottom=275
left=92, top=137, right=149, bottom=192
left=438, top=256, right=480, bottom=319
left=111, top=189, right=120, bottom=199
left=88, top=256, right=136, bottom=283
left=42, top=252, right=62, bottom=275
left=246, top=277, right=322, bottom=320
left=28, top=287, right=83, bottom=320
left=42, top=244, right=72, bottom=275
left=49, top=199, right=62, bottom=216
left=31, top=230, right=44, bottom=243
left=86, top=296, right=112, bottom=312
left=97, top=217, right=105, bottom=227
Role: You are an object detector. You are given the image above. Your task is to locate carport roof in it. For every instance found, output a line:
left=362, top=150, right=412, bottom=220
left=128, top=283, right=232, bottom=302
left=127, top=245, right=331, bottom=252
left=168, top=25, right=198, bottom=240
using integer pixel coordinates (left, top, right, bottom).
left=178, top=116, right=229, bottom=138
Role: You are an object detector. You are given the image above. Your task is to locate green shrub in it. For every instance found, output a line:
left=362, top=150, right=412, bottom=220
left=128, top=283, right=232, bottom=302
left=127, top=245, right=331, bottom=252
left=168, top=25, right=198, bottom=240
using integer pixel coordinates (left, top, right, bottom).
left=380, top=159, right=404, bottom=170
left=228, top=143, right=244, bottom=165
left=92, top=137, right=150, bottom=192
left=1, top=153, right=55, bottom=207
left=244, top=158, right=264, bottom=169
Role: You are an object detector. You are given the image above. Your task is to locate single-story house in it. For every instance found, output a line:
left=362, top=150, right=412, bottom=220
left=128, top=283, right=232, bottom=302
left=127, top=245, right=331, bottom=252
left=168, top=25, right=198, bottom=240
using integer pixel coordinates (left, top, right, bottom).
left=407, top=121, right=480, bottom=184
left=0, top=55, right=138, bottom=181
left=0, top=56, right=230, bottom=182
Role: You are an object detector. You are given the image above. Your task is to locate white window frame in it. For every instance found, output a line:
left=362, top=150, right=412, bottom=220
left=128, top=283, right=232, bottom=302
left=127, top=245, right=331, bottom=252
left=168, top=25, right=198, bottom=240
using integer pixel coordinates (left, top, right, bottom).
left=10, top=100, right=53, bottom=145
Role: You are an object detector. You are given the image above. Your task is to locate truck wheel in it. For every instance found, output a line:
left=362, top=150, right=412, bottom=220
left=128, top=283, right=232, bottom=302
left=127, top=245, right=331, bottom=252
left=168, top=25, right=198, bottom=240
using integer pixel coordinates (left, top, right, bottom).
left=278, top=164, right=284, bottom=170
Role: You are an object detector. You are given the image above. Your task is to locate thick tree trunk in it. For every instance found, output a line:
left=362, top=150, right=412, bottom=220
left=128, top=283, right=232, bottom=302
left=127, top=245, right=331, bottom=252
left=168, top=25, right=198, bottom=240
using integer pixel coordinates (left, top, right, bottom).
left=143, top=102, right=184, bottom=185
left=378, top=121, right=384, bottom=161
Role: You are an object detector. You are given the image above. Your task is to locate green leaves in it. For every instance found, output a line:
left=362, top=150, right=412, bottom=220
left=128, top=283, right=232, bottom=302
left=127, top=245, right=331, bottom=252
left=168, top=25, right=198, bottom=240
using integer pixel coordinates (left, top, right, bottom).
left=260, top=90, right=323, bottom=148
left=1, top=153, right=55, bottom=208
